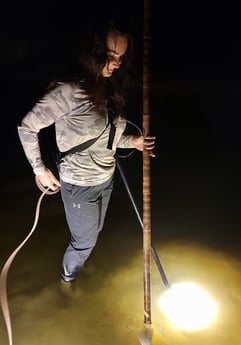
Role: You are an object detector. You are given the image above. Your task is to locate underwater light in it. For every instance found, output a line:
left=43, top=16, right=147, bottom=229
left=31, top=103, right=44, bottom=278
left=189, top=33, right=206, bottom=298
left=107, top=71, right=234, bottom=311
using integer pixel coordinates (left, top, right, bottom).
left=159, top=282, right=218, bottom=331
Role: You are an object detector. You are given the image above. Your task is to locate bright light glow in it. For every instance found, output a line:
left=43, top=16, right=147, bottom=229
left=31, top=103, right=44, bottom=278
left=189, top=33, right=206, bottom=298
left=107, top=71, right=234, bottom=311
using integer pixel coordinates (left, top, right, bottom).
left=159, top=282, right=218, bottom=331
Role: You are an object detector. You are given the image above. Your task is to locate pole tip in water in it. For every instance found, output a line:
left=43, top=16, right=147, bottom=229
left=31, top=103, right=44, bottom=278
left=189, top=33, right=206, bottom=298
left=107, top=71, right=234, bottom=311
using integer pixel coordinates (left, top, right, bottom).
left=138, top=324, right=153, bottom=345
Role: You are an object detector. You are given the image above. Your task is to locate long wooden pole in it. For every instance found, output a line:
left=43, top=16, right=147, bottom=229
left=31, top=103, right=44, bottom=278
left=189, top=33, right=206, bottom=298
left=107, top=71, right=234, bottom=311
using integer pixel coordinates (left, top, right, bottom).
left=143, top=0, right=152, bottom=326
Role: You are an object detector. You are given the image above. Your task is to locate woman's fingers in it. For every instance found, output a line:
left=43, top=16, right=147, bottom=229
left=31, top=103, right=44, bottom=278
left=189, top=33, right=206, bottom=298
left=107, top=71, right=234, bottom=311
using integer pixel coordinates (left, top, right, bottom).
left=144, top=136, right=156, bottom=157
left=144, top=136, right=156, bottom=149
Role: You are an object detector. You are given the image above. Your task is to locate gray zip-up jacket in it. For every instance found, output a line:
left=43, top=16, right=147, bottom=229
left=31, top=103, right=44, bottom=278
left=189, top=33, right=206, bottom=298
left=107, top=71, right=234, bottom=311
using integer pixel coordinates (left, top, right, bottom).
left=18, top=82, right=134, bottom=186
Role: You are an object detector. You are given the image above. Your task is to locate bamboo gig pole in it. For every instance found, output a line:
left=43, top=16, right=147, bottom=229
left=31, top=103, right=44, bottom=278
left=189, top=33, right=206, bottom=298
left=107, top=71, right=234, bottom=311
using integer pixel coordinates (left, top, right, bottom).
left=143, top=0, right=152, bottom=326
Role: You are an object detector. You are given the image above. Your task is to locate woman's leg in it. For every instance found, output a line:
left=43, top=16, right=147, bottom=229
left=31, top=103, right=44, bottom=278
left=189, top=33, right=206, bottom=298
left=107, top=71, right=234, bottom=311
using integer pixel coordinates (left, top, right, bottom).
left=60, top=178, right=114, bottom=282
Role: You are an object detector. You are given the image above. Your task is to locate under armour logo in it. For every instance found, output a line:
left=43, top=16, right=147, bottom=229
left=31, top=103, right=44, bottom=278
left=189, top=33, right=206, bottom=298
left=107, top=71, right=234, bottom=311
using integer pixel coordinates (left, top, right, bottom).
left=73, top=203, right=81, bottom=208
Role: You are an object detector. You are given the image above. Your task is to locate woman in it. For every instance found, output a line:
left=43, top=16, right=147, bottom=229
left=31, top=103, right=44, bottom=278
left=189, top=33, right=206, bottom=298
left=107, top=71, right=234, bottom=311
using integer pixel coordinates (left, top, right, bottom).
left=18, top=25, right=155, bottom=283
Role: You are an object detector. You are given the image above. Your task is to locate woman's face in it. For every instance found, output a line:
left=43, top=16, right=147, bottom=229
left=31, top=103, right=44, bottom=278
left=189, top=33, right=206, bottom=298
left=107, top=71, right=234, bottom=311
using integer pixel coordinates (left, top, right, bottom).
left=101, top=33, right=128, bottom=77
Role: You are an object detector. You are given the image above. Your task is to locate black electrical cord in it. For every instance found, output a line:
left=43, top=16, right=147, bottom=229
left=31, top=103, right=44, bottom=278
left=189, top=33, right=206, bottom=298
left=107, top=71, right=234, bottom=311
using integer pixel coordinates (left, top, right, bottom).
left=116, top=159, right=169, bottom=287
left=116, top=120, right=169, bottom=287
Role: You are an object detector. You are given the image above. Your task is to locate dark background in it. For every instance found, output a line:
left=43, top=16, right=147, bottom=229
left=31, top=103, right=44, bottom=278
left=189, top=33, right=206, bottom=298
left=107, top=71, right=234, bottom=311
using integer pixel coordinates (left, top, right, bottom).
left=1, top=0, right=241, bottom=256
left=0, top=2, right=241, bottom=344
left=1, top=1, right=241, bottom=166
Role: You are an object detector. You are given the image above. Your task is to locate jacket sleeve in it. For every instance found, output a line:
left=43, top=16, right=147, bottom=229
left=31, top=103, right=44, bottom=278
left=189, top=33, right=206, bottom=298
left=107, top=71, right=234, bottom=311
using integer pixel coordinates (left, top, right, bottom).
left=17, top=83, right=74, bottom=175
left=116, top=134, right=135, bottom=149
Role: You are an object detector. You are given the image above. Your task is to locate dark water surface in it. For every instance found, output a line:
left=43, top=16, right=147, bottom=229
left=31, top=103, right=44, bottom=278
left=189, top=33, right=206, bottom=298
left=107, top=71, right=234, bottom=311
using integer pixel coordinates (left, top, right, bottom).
left=1, top=135, right=241, bottom=344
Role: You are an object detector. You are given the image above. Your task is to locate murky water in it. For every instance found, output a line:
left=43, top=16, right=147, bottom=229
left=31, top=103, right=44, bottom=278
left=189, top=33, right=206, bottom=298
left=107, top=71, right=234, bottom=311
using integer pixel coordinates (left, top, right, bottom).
left=1, top=236, right=241, bottom=344
left=1, top=153, right=241, bottom=345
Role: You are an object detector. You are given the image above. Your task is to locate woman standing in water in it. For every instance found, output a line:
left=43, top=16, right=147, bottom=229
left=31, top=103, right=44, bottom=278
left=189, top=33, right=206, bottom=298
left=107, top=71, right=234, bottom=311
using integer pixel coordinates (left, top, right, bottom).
left=18, top=24, right=155, bottom=284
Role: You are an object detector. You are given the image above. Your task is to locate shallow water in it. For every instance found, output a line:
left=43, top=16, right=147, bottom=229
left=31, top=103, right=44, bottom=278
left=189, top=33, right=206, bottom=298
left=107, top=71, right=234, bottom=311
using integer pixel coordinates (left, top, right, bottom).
left=1, top=152, right=241, bottom=345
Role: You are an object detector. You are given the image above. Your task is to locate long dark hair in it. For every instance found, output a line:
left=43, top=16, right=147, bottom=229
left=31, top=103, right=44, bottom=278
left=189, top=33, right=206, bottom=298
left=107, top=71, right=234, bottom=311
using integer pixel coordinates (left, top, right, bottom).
left=78, top=24, right=134, bottom=117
